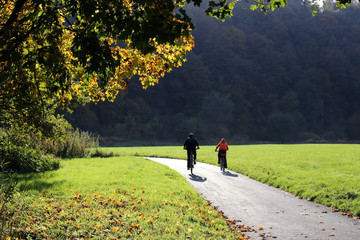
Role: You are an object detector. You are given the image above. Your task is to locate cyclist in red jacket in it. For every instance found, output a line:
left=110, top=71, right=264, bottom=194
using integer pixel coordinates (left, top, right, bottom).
left=215, top=138, right=229, bottom=168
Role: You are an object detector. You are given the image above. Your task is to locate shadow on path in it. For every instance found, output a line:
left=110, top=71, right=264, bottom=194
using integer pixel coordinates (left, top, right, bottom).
left=189, top=173, right=207, bottom=182
left=222, top=171, right=238, bottom=177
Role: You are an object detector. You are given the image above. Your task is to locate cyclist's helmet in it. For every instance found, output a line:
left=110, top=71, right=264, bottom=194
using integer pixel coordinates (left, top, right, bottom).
left=189, top=133, right=194, bottom=138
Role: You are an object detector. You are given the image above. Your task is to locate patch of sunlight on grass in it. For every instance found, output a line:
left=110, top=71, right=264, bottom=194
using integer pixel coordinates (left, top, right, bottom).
left=14, top=156, right=248, bottom=239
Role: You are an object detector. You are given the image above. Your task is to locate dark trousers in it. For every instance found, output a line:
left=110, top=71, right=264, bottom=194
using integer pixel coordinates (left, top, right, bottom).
left=187, top=149, right=196, bottom=168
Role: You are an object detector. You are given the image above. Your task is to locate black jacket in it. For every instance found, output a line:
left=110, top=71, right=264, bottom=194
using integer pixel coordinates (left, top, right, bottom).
left=184, top=137, right=199, bottom=150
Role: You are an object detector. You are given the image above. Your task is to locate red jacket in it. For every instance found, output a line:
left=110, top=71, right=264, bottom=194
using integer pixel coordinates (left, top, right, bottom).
left=215, top=141, right=229, bottom=151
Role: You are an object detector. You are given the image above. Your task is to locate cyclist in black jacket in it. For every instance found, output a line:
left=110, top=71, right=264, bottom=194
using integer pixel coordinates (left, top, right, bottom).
left=183, top=133, right=200, bottom=170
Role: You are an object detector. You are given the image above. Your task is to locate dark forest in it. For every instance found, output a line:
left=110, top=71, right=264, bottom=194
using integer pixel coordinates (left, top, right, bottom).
left=65, top=2, right=360, bottom=145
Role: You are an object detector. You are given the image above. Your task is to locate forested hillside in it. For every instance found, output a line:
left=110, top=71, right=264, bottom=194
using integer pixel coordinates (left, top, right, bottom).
left=65, top=2, right=360, bottom=145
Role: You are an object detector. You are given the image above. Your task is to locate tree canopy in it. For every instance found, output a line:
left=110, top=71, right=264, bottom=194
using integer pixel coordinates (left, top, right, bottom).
left=0, top=0, right=355, bottom=134
left=0, top=0, right=197, bottom=131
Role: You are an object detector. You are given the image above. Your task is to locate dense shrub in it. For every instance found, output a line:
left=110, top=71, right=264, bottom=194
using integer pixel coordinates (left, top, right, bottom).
left=0, top=145, right=58, bottom=173
left=0, top=129, right=59, bottom=173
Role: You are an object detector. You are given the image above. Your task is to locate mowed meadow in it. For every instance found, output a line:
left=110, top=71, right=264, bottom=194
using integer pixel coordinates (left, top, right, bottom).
left=8, top=144, right=360, bottom=239
left=104, top=144, right=360, bottom=216
left=10, top=154, right=248, bottom=239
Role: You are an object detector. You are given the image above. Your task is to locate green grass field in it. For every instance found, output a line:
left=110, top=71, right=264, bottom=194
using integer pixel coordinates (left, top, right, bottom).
left=11, top=156, right=247, bottom=239
left=103, top=144, right=360, bottom=216
left=9, top=144, right=360, bottom=239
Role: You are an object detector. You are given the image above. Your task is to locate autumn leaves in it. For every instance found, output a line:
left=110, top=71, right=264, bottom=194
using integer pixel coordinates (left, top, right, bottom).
left=11, top=188, right=247, bottom=239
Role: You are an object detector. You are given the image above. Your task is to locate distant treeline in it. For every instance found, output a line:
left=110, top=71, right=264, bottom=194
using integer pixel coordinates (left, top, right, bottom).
left=65, top=2, right=360, bottom=145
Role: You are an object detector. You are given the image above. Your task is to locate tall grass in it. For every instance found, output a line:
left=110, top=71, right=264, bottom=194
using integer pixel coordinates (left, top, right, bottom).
left=102, top=144, right=360, bottom=216
left=42, top=129, right=99, bottom=158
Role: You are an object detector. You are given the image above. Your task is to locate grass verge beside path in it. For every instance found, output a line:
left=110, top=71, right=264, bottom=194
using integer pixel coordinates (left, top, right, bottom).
left=102, top=144, right=360, bottom=217
left=11, top=157, right=247, bottom=239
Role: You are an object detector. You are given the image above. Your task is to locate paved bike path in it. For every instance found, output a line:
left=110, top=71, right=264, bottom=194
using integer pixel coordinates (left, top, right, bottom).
left=146, top=157, right=360, bottom=240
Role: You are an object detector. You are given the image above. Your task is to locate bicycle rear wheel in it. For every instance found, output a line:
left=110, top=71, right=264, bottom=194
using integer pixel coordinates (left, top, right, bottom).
left=189, top=154, right=194, bottom=174
left=220, top=157, right=225, bottom=172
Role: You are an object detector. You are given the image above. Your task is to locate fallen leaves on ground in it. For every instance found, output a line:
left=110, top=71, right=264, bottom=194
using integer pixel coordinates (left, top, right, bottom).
left=8, top=190, right=249, bottom=239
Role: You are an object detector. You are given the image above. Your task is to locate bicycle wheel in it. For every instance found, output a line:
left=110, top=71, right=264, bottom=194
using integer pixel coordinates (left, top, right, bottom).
left=189, top=154, right=194, bottom=174
left=220, top=157, right=225, bottom=172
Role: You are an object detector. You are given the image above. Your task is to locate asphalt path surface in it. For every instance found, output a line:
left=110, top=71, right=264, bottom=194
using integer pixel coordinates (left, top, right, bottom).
left=146, top=157, right=360, bottom=240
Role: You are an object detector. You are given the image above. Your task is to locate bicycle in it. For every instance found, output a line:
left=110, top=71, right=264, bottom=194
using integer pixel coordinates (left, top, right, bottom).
left=219, top=153, right=226, bottom=172
left=184, top=144, right=198, bottom=174
left=216, top=150, right=226, bottom=173
left=189, top=151, right=195, bottom=174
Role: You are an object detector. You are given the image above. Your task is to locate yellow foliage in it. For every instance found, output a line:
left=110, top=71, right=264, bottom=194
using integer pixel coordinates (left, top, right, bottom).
left=1, top=1, right=194, bottom=108
left=0, top=0, right=15, bottom=24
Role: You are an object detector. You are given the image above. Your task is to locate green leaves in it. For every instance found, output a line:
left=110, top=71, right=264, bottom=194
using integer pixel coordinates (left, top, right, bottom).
left=205, top=0, right=235, bottom=20
left=248, top=0, right=288, bottom=14
left=336, top=0, right=351, bottom=9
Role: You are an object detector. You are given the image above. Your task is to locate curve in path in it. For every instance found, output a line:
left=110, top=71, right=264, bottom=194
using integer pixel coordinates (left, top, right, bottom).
left=146, top=157, right=360, bottom=240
